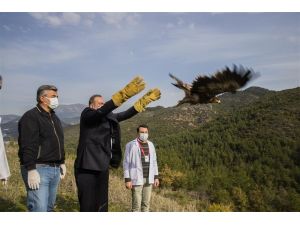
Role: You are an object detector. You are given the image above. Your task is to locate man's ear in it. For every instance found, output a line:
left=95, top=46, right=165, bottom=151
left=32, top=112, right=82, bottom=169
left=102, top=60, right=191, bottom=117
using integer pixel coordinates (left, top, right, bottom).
left=40, top=95, right=45, bottom=104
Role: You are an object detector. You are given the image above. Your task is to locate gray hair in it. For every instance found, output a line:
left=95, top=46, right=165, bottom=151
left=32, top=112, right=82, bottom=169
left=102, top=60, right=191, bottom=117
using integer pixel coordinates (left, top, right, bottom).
left=36, top=85, right=58, bottom=102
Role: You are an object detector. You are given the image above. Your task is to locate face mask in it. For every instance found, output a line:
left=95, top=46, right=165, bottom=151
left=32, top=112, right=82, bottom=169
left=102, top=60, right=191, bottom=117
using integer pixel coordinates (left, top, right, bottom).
left=139, top=133, right=149, bottom=142
left=47, top=97, right=59, bottom=109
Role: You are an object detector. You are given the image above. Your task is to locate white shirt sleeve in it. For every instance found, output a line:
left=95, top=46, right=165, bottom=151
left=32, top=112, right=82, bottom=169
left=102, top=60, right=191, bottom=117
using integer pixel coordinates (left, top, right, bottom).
left=151, top=143, right=159, bottom=176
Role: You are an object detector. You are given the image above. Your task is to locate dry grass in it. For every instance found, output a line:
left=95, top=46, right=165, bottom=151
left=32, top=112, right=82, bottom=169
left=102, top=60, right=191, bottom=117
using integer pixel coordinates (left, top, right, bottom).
left=109, top=174, right=198, bottom=212
left=0, top=144, right=27, bottom=211
left=0, top=143, right=198, bottom=212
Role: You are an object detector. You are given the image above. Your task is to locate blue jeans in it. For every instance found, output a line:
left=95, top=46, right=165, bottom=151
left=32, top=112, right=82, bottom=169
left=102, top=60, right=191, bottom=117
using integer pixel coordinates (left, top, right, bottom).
left=21, top=165, right=61, bottom=212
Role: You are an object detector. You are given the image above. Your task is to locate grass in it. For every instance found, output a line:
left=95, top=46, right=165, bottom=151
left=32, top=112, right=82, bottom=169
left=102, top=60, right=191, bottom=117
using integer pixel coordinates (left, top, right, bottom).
left=0, top=143, right=200, bottom=212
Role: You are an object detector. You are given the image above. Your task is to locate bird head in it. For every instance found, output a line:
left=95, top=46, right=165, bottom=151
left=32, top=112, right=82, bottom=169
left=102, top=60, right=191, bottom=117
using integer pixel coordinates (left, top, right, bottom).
left=209, top=97, right=221, bottom=104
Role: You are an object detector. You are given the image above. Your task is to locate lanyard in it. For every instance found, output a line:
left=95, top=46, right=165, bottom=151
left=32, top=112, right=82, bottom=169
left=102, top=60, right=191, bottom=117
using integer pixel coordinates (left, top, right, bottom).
left=137, top=139, right=148, bottom=157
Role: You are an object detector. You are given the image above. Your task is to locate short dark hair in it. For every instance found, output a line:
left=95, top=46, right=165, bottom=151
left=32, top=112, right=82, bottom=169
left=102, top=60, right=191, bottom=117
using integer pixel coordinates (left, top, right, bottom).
left=89, top=94, right=102, bottom=105
left=36, top=85, right=58, bottom=102
left=137, top=124, right=149, bottom=133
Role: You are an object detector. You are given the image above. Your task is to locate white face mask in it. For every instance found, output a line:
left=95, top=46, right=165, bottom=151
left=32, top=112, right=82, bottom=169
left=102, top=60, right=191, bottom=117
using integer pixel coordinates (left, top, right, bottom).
left=139, top=133, right=149, bottom=142
left=47, top=97, right=59, bottom=109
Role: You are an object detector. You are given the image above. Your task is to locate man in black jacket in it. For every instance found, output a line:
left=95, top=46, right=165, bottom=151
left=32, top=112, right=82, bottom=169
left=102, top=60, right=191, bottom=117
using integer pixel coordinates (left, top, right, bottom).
left=74, top=76, right=161, bottom=212
left=18, top=85, right=66, bottom=212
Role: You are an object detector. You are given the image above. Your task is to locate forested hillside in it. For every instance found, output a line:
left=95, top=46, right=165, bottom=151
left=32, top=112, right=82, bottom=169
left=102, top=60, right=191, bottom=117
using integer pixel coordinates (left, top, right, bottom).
left=2, top=87, right=299, bottom=211
left=154, top=87, right=300, bottom=211
left=63, top=87, right=300, bottom=211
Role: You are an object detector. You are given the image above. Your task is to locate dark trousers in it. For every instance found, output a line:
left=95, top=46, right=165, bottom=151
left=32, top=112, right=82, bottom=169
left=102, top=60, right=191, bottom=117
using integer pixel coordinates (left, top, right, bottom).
left=75, top=168, right=109, bottom=212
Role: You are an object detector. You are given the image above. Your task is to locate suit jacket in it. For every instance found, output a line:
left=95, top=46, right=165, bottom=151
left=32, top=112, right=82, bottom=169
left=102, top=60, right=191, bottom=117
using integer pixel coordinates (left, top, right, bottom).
left=74, top=100, right=138, bottom=171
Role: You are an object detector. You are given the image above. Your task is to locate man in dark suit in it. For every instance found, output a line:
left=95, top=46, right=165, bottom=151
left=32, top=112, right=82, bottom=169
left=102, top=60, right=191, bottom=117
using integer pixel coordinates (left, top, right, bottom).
left=74, top=76, right=161, bottom=212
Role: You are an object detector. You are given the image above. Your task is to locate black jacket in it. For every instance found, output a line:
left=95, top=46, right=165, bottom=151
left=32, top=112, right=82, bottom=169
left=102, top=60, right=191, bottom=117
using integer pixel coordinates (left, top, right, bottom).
left=18, top=104, right=65, bottom=170
left=74, top=100, right=138, bottom=171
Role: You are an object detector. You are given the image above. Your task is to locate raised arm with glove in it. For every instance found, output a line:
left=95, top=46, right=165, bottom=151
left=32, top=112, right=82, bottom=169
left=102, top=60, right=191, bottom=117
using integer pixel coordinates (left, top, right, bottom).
left=134, top=88, right=161, bottom=112
left=112, top=76, right=145, bottom=107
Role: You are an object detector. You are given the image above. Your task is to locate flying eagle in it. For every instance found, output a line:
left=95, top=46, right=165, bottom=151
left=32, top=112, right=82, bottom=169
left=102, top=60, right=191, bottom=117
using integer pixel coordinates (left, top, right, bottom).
left=170, top=65, right=258, bottom=105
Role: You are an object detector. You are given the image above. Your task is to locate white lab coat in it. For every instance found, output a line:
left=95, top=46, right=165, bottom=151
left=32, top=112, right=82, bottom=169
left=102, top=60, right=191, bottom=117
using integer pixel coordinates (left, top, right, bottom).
left=123, top=138, right=159, bottom=185
left=0, top=117, right=10, bottom=180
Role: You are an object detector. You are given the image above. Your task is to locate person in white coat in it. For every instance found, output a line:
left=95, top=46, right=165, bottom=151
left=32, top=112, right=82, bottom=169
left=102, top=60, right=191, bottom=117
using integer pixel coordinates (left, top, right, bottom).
left=0, top=75, right=11, bottom=185
left=0, top=117, right=10, bottom=185
left=123, top=124, right=159, bottom=212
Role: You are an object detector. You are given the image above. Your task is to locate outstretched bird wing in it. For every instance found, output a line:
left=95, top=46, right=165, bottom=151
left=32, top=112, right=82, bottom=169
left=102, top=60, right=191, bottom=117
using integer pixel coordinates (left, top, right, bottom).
left=191, top=65, right=258, bottom=98
left=0, top=75, right=2, bottom=90
left=169, top=73, right=192, bottom=96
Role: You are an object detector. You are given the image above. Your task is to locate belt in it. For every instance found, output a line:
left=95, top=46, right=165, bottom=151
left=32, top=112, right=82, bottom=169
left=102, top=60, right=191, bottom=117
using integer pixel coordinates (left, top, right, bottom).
left=36, top=163, right=61, bottom=167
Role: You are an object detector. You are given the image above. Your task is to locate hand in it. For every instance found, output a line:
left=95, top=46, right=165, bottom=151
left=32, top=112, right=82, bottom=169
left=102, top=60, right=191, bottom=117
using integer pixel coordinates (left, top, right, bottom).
left=134, top=88, right=161, bottom=112
left=154, top=179, right=160, bottom=188
left=125, top=181, right=132, bottom=190
left=1, top=179, right=8, bottom=186
left=112, top=76, right=145, bottom=106
left=28, top=169, right=40, bottom=190
left=60, top=164, right=67, bottom=179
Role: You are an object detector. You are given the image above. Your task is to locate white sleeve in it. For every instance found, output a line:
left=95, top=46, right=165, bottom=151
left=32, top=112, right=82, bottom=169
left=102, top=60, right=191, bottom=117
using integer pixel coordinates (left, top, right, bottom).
left=152, top=143, right=159, bottom=176
left=0, top=128, right=10, bottom=180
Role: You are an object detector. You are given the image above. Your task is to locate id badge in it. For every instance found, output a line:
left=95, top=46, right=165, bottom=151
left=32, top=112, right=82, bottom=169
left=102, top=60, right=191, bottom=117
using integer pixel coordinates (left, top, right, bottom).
left=144, top=155, right=149, bottom=162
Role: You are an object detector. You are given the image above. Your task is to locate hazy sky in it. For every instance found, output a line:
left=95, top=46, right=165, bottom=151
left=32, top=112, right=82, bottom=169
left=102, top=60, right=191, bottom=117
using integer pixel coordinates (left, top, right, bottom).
left=0, top=12, right=299, bottom=115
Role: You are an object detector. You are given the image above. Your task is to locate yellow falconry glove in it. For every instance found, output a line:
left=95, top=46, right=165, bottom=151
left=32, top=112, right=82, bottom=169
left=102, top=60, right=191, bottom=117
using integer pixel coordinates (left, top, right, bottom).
left=112, top=76, right=146, bottom=106
left=134, top=88, right=161, bottom=112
